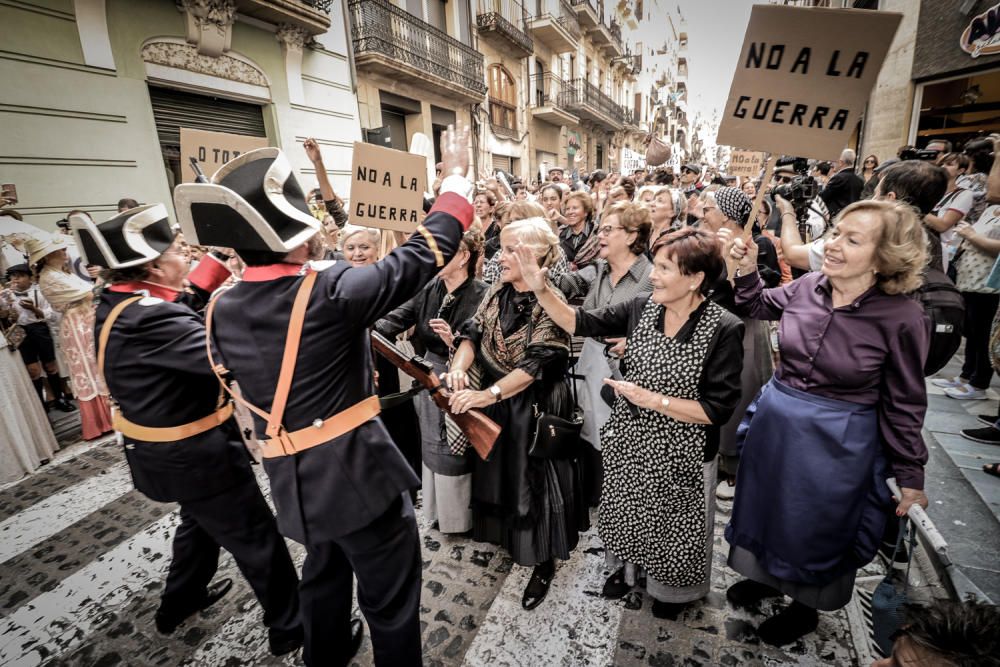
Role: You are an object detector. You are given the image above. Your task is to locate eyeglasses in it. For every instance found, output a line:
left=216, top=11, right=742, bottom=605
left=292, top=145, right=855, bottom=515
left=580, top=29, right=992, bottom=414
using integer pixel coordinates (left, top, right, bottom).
left=597, top=225, right=624, bottom=236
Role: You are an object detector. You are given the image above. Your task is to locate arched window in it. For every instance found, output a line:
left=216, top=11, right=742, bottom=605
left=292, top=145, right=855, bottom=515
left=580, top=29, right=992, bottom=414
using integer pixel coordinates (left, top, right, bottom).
left=488, top=64, right=517, bottom=135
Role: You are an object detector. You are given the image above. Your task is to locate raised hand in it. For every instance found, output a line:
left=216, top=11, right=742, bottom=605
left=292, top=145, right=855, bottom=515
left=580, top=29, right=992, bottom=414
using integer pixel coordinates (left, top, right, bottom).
left=303, top=138, right=322, bottom=165
left=441, top=123, right=471, bottom=178
left=513, top=242, right=548, bottom=292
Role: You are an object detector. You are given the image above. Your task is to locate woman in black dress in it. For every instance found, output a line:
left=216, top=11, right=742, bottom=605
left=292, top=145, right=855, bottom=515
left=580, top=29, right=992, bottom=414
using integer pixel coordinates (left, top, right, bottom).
left=445, top=217, right=588, bottom=610
left=376, top=230, right=487, bottom=533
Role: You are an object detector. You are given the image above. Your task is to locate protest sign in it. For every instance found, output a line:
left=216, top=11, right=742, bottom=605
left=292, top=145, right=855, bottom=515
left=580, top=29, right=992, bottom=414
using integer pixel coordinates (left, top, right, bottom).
left=179, top=128, right=268, bottom=182
left=728, top=151, right=765, bottom=178
left=716, top=5, right=901, bottom=160
left=349, top=141, right=427, bottom=233
left=621, top=147, right=646, bottom=173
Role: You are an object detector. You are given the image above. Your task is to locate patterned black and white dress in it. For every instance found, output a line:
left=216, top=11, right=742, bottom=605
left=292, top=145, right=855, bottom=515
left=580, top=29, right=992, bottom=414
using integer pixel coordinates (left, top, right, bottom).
left=575, top=295, right=745, bottom=602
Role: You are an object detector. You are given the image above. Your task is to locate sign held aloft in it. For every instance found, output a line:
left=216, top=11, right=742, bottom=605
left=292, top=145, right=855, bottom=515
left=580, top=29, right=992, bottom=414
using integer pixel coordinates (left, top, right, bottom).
left=179, top=128, right=268, bottom=183
left=728, top=151, right=765, bottom=178
left=716, top=5, right=901, bottom=160
left=349, top=142, right=427, bottom=233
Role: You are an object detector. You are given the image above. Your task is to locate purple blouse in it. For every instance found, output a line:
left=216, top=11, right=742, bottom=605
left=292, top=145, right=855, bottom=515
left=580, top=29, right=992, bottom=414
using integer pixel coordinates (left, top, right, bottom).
left=735, top=271, right=930, bottom=490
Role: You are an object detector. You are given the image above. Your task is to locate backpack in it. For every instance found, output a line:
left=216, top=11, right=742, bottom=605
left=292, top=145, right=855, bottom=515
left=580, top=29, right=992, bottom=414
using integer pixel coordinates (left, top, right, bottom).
left=914, top=267, right=965, bottom=376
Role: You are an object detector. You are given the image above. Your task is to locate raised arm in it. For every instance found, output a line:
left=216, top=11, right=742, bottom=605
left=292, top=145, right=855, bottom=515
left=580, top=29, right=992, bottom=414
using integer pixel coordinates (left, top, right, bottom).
left=513, top=243, right=577, bottom=334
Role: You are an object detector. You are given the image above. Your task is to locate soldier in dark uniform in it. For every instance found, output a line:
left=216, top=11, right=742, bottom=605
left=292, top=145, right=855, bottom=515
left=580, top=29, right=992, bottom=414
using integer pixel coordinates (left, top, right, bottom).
left=71, top=205, right=303, bottom=656
left=174, top=128, right=475, bottom=666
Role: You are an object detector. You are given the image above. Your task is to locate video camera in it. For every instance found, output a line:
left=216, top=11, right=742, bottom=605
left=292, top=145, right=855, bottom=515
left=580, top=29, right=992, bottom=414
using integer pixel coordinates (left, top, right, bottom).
left=772, top=156, right=819, bottom=228
left=898, top=147, right=940, bottom=161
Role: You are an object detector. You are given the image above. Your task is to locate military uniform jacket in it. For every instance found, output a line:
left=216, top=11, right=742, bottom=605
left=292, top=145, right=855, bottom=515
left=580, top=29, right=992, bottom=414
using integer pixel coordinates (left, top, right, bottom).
left=209, top=193, right=473, bottom=544
left=96, top=256, right=248, bottom=504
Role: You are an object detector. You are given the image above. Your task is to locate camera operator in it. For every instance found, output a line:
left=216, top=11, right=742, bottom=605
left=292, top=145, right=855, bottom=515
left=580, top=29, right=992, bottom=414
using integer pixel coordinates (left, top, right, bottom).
left=819, top=149, right=865, bottom=219
left=780, top=160, right=948, bottom=272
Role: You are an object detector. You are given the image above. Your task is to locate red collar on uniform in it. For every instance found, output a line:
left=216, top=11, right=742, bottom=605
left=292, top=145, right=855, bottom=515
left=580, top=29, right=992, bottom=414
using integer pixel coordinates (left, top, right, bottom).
left=108, top=281, right=180, bottom=301
left=242, top=264, right=307, bottom=282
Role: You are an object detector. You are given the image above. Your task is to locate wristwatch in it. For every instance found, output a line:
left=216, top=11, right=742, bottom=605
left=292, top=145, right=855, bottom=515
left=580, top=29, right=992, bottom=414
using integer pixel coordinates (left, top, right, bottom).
left=489, top=385, right=502, bottom=402
left=660, top=396, right=671, bottom=412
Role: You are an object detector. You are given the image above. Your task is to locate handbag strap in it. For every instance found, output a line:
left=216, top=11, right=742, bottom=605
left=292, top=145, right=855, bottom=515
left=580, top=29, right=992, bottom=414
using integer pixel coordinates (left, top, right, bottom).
left=887, top=517, right=917, bottom=591
left=526, top=302, right=579, bottom=410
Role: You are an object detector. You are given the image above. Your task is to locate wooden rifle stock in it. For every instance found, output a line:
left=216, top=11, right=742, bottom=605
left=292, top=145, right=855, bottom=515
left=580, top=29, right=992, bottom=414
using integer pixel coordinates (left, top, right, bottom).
left=371, top=332, right=500, bottom=460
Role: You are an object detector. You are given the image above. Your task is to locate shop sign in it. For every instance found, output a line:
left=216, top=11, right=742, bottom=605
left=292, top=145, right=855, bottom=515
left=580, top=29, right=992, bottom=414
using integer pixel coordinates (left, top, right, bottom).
left=349, top=141, right=427, bottom=233
left=961, top=2, right=1000, bottom=58
left=179, top=128, right=268, bottom=183
left=728, top=150, right=765, bottom=178
left=716, top=4, right=901, bottom=159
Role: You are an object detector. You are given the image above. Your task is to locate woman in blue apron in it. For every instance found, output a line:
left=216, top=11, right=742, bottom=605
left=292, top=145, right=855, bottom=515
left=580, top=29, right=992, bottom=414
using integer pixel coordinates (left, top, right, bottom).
left=726, top=200, right=932, bottom=646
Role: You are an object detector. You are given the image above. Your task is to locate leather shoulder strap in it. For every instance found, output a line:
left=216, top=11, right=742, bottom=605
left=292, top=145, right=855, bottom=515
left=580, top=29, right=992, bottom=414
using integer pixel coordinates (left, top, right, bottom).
left=205, top=290, right=272, bottom=424
left=98, top=296, right=142, bottom=383
left=266, top=271, right=318, bottom=437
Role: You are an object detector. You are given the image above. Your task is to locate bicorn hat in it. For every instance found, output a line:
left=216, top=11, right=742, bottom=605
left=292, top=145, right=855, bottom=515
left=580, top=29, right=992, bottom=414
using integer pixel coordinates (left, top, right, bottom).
left=173, top=148, right=319, bottom=252
left=70, top=205, right=176, bottom=269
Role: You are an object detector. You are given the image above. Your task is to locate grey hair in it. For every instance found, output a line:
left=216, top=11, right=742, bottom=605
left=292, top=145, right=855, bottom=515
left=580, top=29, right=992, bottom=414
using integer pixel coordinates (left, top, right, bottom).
left=841, top=148, right=856, bottom=167
left=501, top=217, right=561, bottom=269
left=341, top=225, right=381, bottom=245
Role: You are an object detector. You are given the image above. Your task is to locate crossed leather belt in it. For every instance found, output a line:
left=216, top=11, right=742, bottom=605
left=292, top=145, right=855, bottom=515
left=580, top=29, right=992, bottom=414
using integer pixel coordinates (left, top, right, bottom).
left=205, top=271, right=382, bottom=459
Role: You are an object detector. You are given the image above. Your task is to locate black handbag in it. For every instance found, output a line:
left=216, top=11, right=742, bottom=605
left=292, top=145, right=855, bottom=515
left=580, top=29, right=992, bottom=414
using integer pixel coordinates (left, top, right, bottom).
left=527, top=357, right=584, bottom=460
left=871, top=517, right=916, bottom=657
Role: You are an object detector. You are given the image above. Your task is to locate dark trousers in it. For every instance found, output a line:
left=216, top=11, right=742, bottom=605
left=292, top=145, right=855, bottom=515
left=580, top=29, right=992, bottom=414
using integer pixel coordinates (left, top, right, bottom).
left=160, top=475, right=300, bottom=638
left=960, top=291, right=1000, bottom=389
left=300, top=494, right=422, bottom=667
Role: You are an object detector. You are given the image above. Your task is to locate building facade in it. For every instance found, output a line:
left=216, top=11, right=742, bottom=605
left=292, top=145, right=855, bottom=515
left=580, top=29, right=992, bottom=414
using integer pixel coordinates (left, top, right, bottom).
left=1, top=0, right=361, bottom=231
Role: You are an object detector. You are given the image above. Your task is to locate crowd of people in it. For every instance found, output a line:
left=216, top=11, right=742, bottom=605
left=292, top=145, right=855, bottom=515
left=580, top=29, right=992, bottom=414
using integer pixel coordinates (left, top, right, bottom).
left=2, top=127, right=1000, bottom=665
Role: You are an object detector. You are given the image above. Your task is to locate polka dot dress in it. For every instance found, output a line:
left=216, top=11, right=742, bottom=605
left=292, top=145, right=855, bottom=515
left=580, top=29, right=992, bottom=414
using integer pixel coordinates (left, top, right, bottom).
left=598, top=298, right=723, bottom=588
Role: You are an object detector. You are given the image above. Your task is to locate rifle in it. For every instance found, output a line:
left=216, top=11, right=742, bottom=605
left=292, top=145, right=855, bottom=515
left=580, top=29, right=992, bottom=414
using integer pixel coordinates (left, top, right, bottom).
left=189, top=157, right=210, bottom=184
left=371, top=331, right=500, bottom=461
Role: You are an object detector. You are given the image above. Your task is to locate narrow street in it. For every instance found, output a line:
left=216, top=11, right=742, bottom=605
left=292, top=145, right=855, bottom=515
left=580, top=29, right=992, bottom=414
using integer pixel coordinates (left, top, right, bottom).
left=2, top=418, right=872, bottom=667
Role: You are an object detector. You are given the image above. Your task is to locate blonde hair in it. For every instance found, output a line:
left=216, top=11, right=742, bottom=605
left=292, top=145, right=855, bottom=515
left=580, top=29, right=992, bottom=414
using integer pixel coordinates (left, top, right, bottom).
left=637, top=185, right=658, bottom=202
left=503, top=201, right=547, bottom=229
left=501, top=217, right=560, bottom=269
left=835, top=200, right=927, bottom=295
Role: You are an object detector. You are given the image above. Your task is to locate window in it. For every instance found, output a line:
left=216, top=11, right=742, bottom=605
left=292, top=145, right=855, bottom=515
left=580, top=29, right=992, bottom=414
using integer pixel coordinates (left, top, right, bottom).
left=488, top=64, right=517, bottom=135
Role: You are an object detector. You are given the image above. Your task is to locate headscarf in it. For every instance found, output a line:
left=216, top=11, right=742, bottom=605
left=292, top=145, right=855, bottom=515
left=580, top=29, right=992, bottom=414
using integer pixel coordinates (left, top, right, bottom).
left=715, top=187, right=752, bottom=227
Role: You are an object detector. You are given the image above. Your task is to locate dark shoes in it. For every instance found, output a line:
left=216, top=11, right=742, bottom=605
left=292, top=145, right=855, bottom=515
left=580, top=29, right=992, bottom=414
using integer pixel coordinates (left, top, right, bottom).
left=756, top=601, right=819, bottom=646
left=725, top=579, right=782, bottom=610
left=154, top=578, right=233, bottom=635
left=602, top=567, right=631, bottom=599
left=651, top=600, right=690, bottom=620
left=268, top=626, right=304, bottom=657
left=961, top=425, right=1000, bottom=445
left=522, top=561, right=555, bottom=610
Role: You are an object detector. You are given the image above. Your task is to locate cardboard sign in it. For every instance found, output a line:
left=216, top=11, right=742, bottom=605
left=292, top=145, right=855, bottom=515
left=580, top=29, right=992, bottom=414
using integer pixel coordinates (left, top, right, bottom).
left=180, top=128, right=268, bottom=183
left=716, top=5, right=901, bottom=160
left=728, top=150, right=765, bottom=178
left=349, top=141, right=427, bottom=233
left=621, top=147, right=646, bottom=173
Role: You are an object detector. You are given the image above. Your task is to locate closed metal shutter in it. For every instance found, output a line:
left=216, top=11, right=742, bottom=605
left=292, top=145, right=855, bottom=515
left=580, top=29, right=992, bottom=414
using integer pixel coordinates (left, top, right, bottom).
left=149, top=86, right=266, bottom=160
left=492, top=154, right=512, bottom=173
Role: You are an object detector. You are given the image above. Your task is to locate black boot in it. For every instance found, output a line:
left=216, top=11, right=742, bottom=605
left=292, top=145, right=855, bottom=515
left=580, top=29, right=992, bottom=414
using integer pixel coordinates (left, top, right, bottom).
left=726, top=579, right=782, bottom=610
left=651, top=599, right=693, bottom=620
left=46, top=372, right=74, bottom=412
left=757, top=601, right=819, bottom=646
left=601, top=567, right=631, bottom=599
left=155, top=578, right=233, bottom=634
left=522, top=560, right=555, bottom=610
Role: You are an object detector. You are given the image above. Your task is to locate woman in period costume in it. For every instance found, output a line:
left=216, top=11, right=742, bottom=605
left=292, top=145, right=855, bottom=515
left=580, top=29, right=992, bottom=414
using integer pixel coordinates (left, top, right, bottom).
left=515, top=226, right=745, bottom=618
left=726, top=200, right=931, bottom=646
left=29, top=235, right=113, bottom=440
left=444, top=217, right=588, bottom=610
left=376, top=230, right=487, bottom=534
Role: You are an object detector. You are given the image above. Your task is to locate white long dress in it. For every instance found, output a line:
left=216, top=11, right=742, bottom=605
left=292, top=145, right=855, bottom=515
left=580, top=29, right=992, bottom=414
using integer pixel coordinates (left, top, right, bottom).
left=0, top=336, right=58, bottom=483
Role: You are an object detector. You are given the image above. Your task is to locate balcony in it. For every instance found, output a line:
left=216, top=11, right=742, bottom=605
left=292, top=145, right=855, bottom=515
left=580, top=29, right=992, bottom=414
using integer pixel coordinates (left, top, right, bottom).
left=477, top=0, right=534, bottom=58
left=564, top=77, right=624, bottom=130
left=235, top=0, right=332, bottom=33
left=606, top=19, right=623, bottom=57
left=570, top=0, right=599, bottom=28
left=529, top=0, right=581, bottom=53
left=529, top=73, right=579, bottom=126
left=622, top=106, right=638, bottom=130
left=348, top=0, right=486, bottom=103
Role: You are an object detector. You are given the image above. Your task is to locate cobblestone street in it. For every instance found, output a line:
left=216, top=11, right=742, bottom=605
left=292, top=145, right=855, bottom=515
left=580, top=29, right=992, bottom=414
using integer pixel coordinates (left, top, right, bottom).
left=0, top=425, right=877, bottom=667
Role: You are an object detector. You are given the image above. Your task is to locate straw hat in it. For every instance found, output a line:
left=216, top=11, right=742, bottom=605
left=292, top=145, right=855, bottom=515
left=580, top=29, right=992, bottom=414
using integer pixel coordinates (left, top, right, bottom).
left=24, top=234, right=68, bottom=266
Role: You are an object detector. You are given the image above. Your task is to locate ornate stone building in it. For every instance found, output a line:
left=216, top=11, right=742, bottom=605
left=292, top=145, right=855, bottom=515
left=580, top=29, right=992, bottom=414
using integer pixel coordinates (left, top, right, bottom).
left=0, top=0, right=360, bottom=229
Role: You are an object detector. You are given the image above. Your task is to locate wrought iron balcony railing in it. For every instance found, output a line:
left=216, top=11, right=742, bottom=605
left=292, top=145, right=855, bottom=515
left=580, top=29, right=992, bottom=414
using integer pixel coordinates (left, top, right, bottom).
left=564, top=77, right=624, bottom=125
left=533, top=0, right=581, bottom=40
left=609, top=18, right=621, bottom=45
left=477, top=0, right=533, bottom=55
left=299, top=0, right=333, bottom=11
left=348, top=0, right=486, bottom=96
left=530, top=72, right=575, bottom=109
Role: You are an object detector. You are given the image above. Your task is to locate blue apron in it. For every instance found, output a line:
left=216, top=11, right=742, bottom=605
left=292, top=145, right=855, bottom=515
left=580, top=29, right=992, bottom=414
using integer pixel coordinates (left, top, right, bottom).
left=725, top=378, right=891, bottom=586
